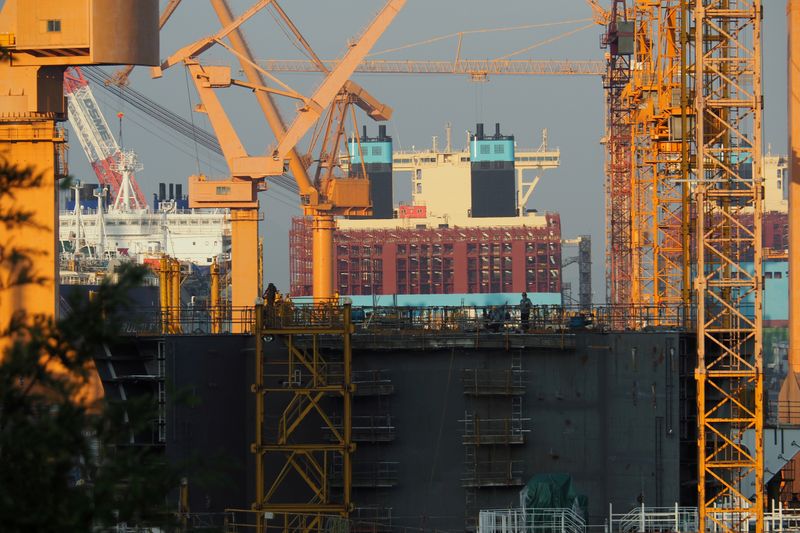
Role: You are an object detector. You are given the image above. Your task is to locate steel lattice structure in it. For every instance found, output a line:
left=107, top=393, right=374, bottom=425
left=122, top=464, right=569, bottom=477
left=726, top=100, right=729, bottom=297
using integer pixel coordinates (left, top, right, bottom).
left=692, top=1, right=764, bottom=531
left=628, top=0, right=690, bottom=327
left=252, top=304, right=354, bottom=533
left=603, top=0, right=634, bottom=317
left=629, top=1, right=657, bottom=312
left=652, top=0, right=691, bottom=326
left=63, top=67, right=148, bottom=208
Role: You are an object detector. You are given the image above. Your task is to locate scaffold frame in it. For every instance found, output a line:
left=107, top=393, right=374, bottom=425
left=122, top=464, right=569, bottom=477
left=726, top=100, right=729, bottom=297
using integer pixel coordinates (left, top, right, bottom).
left=250, top=304, right=354, bottom=533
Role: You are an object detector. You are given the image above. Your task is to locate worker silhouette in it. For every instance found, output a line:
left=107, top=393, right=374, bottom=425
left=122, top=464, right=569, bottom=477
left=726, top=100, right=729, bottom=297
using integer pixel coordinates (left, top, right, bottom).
left=519, top=291, right=533, bottom=332
left=264, top=283, right=277, bottom=307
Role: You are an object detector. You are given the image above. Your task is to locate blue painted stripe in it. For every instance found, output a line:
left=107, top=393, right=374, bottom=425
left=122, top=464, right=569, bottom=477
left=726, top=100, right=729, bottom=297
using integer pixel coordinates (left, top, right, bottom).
left=470, top=139, right=515, bottom=163
left=348, top=141, right=393, bottom=165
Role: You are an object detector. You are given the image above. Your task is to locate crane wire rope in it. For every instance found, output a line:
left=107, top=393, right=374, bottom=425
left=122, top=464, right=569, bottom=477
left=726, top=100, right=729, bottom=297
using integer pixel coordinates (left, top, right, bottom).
left=183, top=65, right=203, bottom=176
left=367, top=18, right=594, bottom=57
left=88, top=76, right=301, bottom=211
left=495, top=22, right=596, bottom=61
left=84, top=67, right=302, bottom=198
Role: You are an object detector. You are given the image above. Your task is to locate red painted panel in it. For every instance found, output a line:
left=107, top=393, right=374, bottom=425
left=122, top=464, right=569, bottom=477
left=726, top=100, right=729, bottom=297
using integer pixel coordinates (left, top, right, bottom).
left=453, top=241, right=468, bottom=293
left=511, top=240, right=526, bottom=292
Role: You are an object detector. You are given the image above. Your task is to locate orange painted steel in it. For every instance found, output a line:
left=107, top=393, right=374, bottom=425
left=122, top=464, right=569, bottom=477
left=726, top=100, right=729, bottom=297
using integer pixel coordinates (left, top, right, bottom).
left=260, top=58, right=606, bottom=78
left=0, top=0, right=158, bottom=403
left=781, top=0, right=800, bottom=420
left=653, top=1, right=691, bottom=327
left=627, top=1, right=688, bottom=327
left=693, top=1, right=764, bottom=532
left=159, top=0, right=404, bottom=304
left=629, top=2, right=657, bottom=313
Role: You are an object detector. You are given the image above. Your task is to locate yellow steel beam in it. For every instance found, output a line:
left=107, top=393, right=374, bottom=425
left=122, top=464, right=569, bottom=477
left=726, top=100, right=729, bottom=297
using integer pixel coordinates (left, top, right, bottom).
left=250, top=304, right=354, bottom=533
left=693, top=2, right=764, bottom=532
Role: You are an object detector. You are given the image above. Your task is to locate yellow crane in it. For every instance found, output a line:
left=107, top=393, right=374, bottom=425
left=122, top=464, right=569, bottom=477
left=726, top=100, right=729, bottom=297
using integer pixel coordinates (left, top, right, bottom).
left=0, top=0, right=159, bottom=399
left=156, top=0, right=405, bottom=318
left=259, top=58, right=605, bottom=80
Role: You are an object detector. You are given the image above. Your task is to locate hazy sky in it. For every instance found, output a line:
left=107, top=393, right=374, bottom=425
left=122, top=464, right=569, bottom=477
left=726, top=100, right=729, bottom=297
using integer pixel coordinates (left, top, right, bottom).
left=66, top=0, right=790, bottom=299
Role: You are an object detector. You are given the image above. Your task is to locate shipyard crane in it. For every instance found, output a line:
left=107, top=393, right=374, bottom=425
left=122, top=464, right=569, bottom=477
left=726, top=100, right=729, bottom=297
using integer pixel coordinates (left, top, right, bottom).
left=156, top=0, right=404, bottom=312
left=64, top=67, right=148, bottom=211
left=259, top=58, right=605, bottom=81
left=0, top=0, right=159, bottom=397
left=599, top=0, right=634, bottom=319
left=110, top=0, right=184, bottom=87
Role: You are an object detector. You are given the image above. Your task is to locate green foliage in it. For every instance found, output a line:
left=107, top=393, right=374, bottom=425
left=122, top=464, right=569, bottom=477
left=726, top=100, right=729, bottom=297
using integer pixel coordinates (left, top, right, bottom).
left=0, top=160, right=182, bottom=530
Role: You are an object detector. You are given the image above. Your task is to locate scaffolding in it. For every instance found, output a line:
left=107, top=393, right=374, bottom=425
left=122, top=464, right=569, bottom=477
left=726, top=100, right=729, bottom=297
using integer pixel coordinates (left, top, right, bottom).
left=692, top=1, right=764, bottom=532
left=248, top=304, right=354, bottom=533
left=463, top=353, right=529, bottom=529
left=560, top=236, right=592, bottom=310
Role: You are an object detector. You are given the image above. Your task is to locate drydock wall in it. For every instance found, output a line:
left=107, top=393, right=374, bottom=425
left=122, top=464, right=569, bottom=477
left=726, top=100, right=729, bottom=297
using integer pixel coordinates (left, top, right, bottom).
left=164, top=335, right=254, bottom=515
left=159, top=331, right=689, bottom=529
left=343, top=332, right=685, bottom=529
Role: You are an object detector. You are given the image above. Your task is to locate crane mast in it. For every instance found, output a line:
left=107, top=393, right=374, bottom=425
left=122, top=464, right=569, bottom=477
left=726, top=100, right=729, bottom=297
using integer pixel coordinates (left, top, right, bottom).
left=693, top=1, right=764, bottom=531
left=601, top=0, right=634, bottom=323
left=64, top=67, right=147, bottom=210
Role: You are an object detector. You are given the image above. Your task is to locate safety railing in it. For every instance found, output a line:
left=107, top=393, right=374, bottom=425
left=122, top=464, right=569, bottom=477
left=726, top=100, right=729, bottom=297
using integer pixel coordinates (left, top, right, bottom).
left=607, top=503, right=800, bottom=533
left=765, top=500, right=800, bottom=532
left=478, top=508, right=586, bottom=533
left=0, top=123, right=65, bottom=140
left=262, top=301, right=348, bottom=330
left=120, top=306, right=256, bottom=335
left=348, top=304, right=688, bottom=334
left=608, top=504, right=697, bottom=533
left=463, top=461, right=525, bottom=487
left=462, top=368, right=526, bottom=395
left=774, top=401, right=800, bottom=425
left=223, top=510, right=350, bottom=533
left=111, top=302, right=694, bottom=337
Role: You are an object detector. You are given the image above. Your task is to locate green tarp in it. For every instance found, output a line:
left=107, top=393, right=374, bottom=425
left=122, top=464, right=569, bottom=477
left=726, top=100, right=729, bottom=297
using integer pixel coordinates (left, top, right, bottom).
left=519, top=473, right=588, bottom=520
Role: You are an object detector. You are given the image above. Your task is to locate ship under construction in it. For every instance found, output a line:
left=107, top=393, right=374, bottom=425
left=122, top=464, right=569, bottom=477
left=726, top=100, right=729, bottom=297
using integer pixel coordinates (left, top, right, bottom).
left=1, top=1, right=800, bottom=533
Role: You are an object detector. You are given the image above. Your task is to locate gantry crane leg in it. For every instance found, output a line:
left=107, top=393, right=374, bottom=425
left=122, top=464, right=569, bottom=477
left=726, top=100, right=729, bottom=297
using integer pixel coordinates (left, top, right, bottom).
left=0, top=114, right=62, bottom=331
left=311, top=214, right=336, bottom=300
left=0, top=1, right=158, bottom=368
left=231, top=209, right=260, bottom=314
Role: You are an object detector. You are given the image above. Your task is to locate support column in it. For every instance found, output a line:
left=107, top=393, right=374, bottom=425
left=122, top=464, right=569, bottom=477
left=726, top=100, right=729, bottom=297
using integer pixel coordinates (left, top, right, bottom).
left=312, top=214, right=335, bottom=300
left=230, top=208, right=260, bottom=331
left=0, top=118, right=61, bottom=343
left=210, top=258, right=221, bottom=334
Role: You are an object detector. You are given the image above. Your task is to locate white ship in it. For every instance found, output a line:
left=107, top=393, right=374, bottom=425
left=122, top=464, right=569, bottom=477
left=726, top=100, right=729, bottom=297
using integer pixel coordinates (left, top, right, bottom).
left=59, top=158, right=230, bottom=284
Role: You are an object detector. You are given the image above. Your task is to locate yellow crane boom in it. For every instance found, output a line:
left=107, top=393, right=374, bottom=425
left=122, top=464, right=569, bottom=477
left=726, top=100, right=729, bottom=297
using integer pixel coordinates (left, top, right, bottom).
left=258, top=58, right=605, bottom=80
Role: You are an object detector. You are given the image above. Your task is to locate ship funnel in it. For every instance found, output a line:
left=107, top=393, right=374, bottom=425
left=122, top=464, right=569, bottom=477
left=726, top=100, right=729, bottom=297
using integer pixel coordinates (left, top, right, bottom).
left=379, top=124, right=387, bottom=139
left=169, top=183, right=174, bottom=200
left=363, top=125, right=368, bottom=140
left=176, top=184, right=183, bottom=201
left=476, top=123, right=484, bottom=139
left=495, top=123, right=501, bottom=137
left=159, top=183, right=166, bottom=201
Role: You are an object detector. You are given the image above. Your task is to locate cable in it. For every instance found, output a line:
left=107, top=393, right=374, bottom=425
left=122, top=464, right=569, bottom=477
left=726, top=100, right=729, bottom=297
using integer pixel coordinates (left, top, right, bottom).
left=368, top=18, right=593, bottom=57
left=183, top=65, right=202, bottom=176
left=495, top=23, right=596, bottom=61
left=84, top=67, right=303, bottom=197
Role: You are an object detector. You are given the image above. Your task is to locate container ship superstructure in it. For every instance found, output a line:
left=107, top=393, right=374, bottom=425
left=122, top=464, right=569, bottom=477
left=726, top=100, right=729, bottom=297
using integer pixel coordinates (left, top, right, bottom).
left=59, top=178, right=230, bottom=287
left=290, top=123, right=573, bottom=307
